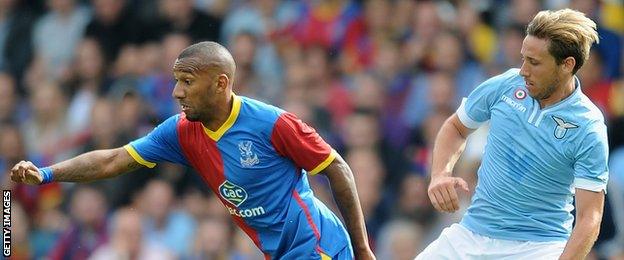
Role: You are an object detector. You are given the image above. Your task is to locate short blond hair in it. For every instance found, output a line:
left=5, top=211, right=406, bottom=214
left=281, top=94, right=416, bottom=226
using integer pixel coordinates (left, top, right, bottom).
left=526, top=8, right=599, bottom=74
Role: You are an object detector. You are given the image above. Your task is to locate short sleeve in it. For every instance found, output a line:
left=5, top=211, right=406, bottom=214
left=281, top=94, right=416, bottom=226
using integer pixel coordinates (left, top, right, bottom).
left=457, top=69, right=512, bottom=129
left=125, top=114, right=188, bottom=168
left=270, top=112, right=337, bottom=175
left=573, top=123, right=609, bottom=192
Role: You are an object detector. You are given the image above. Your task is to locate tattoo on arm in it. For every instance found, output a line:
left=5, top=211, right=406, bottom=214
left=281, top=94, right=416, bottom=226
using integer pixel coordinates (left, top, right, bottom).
left=51, top=148, right=143, bottom=182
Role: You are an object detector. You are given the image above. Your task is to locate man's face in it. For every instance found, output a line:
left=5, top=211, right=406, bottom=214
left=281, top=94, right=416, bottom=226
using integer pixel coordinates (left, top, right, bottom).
left=519, top=35, right=566, bottom=100
left=172, top=60, right=218, bottom=122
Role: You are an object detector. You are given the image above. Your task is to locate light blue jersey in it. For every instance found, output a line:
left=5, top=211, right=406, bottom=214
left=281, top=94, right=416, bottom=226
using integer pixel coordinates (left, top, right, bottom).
left=457, top=69, right=609, bottom=242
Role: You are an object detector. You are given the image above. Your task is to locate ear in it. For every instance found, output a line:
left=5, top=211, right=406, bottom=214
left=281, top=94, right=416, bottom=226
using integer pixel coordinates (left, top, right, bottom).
left=215, top=74, right=229, bottom=93
left=561, top=57, right=576, bottom=74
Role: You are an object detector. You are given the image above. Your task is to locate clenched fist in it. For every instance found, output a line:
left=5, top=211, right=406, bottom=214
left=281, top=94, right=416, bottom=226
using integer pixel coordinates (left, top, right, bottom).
left=428, top=175, right=469, bottom=213
left=10, top=160, right=43, bottom=185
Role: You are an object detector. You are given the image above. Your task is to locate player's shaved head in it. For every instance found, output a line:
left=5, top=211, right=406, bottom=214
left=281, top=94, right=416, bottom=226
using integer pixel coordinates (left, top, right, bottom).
left=173, top=41, right=236, bottom=79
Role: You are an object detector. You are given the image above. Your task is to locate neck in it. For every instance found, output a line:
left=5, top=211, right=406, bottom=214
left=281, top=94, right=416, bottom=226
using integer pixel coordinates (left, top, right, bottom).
left=202, top=94, right=233, bottom=131
left=538, top=76, right=575, bottom=108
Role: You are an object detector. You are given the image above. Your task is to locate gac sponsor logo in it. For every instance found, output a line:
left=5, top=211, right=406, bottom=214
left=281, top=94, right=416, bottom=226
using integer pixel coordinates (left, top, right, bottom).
left=219, top=180, right=247, bottom=207
left=226, top=205, right=266, bottom=218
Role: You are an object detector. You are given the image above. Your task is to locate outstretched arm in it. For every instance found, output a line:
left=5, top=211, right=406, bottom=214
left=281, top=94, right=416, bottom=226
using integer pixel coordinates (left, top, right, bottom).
left=428, top=113, right=474, bottom=213
left=321, top=154, right=375, bottom=260
left=11, top=147, right=144, bottom=185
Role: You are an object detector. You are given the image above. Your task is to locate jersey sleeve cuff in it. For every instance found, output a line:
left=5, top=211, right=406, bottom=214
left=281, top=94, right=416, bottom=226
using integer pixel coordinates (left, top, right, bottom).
left=124, top=144, right=157, bottom=168
left=307, top=150, right=337, bottom=175
left=457, top=98, right=484, bottom=129
left=574, top=177, right=607, bottom=193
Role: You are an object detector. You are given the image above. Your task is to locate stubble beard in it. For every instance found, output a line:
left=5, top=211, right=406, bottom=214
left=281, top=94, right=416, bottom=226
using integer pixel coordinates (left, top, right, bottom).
left=185, top=113, right=200, bottom=122
left=531, top=72, right=561, bottom=101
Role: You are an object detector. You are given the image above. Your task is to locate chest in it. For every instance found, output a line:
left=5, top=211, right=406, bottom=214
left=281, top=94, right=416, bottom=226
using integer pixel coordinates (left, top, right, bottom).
left=182, top=126, right=293, bottom=186
left=488, top=91, right=582, bottom=164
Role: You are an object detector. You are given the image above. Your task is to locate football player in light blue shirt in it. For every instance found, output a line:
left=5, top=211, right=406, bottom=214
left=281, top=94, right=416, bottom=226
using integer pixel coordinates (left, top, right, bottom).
left=418, top=9, right=608, bottom=260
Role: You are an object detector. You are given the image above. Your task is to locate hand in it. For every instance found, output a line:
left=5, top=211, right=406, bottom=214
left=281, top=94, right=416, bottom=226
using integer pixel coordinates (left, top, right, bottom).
left=355, top=247, right=376, bottom=260
left=10, top=160, right=43, bottom=185
left=428, top=175, right=469, bottom=213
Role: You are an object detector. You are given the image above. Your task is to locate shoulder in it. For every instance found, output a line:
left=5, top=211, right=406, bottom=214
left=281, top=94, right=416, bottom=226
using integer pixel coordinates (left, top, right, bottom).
left=566, top=93, right=607, bottom=141
left=158, top=114, right=183, bottom=129
left=238, top=96, right=285, bottom=126
left=574, top=93, right=606, bottom=127
left=490, top=68, right=524, bottom=88
left=475, top=68, right=523, bottom=94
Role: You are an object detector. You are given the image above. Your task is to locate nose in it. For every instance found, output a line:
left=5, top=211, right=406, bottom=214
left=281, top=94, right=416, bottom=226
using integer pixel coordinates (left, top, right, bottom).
left=172, top=83, right=185, bottom=99
left=519, top=61, right=529, bottom=78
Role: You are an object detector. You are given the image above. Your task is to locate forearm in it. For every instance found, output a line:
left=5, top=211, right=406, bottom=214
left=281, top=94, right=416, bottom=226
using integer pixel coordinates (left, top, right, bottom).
left=49, top=148, right=138, bottom=182
left=559, top=218, right=601, bottom=260
left=431, top=117, right=469, bottom=178
left=324, top=159, right=370, bottom=251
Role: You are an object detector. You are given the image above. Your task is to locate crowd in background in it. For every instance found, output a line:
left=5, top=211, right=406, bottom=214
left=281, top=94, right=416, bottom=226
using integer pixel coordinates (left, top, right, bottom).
left=0, top=0, right=623, bottom=259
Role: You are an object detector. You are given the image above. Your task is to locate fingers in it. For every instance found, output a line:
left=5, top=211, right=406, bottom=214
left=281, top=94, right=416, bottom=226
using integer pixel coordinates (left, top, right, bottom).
left=445, top=184, right=460, bottom=212
left=456, top=178, right=470, bottom=192
left=10, top=160, right=39, bottom=184
left=439, top=187, right=453, bottom=212
left=11, top=161, right=26, bottom=182
left=428, top=177, right=468, bottom=213
left=429, top=189, right=444, bottom=212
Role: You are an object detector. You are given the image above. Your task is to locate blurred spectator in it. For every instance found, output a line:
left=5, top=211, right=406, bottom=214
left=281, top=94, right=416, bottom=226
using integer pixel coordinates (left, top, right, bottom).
left=506, top=0, right=540, bottom=26
left=578, top=50, right=617, bottom=119
left=493, top=23, right=525, bottom=75
left=85, top=0, right=143, bottom=63
left=394, top=172, right=435, bottom=226
left=138, top=179, right=196, bottom=258
left=89, top=207, right=174, bottom=260
left=189, top=217, right=231, bottom=260
left=49, top=185, right=108, bottom=260
left=230, top=31, right=275, bottom=102
left=220, top=0, right=298, bottom=45
left=304, top=45, right=352, bottom=140
left=10, top=202, right=31, bottom=260
left=114, top=91, right=152, bottom=142
left=350, top=73, right=385, bottom=113
left=288, top=0, right=363, bottom=52
left=0, top=124, right=25, bottom=186
left=0, top=0, right=36, bottom=90
left=595, top=148, right=624, bottom=259
left=194, top=0, right=229, bottom=18
left=571, top=0, right=623, bottom=80
left=220, top=0, right=292, bottom=92
left=375, top=219, right=424, bottom=260
left=66, top=38, right=112, bottom=136
left=29, top=203, right=68, bottom=259
left=230, top=229, right=264, bottom=260
left=32, top=0, right=91, bottom=80
left=342, top=111, right=380, bottom=151
left=81, top=98, right=153, bottom=209
left=454, top=1, right=497, bottom=65
left=153, top=0, right=222, bottom=42
left=346, top=147, right=388, bottom=240
left=138, top=32, right=190, bottom=121
left=402, top=31, right=485, bottom=129
left=21, top=82, right=74, bottom=165
left=0, top=72, right=19, bottom=124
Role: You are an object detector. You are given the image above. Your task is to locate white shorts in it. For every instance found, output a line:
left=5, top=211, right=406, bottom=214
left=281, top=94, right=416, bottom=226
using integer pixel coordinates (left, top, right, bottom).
left=415, top=224, right=567, bottom=260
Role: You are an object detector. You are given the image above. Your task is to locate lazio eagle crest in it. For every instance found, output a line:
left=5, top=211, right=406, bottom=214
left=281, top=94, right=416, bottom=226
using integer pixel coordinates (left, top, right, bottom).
left=552, top=116, right=578, bottom=139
